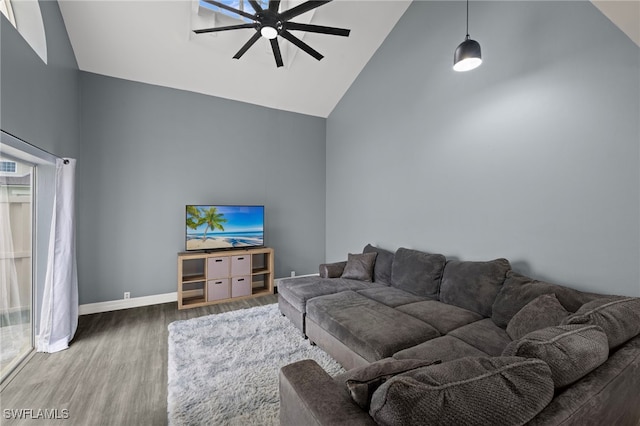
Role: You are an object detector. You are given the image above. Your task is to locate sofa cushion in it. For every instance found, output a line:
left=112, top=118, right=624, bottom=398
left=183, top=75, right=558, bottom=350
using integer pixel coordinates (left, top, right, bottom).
left=393, top=335, right=488, bottom=362
left=390, top=248, right=446, bottom=298
left=356, top=287, right=428, bottom=308
left=306, top=291, right=441, bottom=362
left=396, top=300, right=483, bottom=334
left=277, top=277, right=382, bottom=313
left=341, top=358, right=439, bottom=410
left=341, top=252, right=377, bottom=282
left=503, top=325, right=609, bottom=388
left=439, top=258, right=511, bottom=317
left=369, top=356, right=554, bottom=426
left=491, top=271, right=604, bottom=328
left=448, top=318, right=512, bottom=356
left=363, top=244, right=394, bottom=285
left=562, top=297, right=640, bottom=349
left=506, top=293, right=569, bottom=340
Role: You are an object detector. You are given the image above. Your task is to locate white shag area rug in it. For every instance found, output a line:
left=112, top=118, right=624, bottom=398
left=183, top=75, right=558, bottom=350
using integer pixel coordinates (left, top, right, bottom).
left=167, top=303, right=345, bottom=425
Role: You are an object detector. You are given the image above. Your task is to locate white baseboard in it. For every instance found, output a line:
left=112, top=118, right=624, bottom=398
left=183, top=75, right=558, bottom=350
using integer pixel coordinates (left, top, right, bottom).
left=79, top=292, right=177, bottom=315
left=79, top=274, right=319, bottom=315
left=274, top=273, right=319, bottom=287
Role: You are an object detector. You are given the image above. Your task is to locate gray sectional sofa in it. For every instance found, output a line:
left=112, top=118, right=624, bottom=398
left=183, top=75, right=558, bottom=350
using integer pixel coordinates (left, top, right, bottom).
left=277, top=244, right=640, bottom=425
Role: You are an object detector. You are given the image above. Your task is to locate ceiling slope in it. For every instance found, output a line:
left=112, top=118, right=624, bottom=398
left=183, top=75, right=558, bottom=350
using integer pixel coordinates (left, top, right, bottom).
left=58, top=0, right=411, bottom=117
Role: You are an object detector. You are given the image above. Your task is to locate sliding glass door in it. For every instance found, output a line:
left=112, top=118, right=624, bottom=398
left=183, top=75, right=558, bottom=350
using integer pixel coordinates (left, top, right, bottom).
left=0, top=156, right=33, bottom=381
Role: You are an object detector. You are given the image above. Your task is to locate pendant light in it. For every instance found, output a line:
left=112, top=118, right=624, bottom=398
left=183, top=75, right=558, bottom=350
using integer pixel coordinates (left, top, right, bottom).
left=453, top=0, right=482, bottom=72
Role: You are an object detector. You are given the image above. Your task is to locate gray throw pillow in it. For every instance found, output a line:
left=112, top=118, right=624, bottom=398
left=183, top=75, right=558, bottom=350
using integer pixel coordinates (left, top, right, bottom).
left=390, top=247, right=446, bottom=298
left=562, top=297, right=640, bottom=349
left=502, top=324, right=609, bottom=388
left=506, top=293, right=569, bottom=340
left=344, top=358, right=439, bottom=410
left=369, top=356, right=554, bottom=426
left=341, top=252, right=377, bottom=282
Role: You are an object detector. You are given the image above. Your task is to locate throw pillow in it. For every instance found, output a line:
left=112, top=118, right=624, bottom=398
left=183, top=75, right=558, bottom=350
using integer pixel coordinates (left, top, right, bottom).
left=439, top=258, right=511, bottom=317
left=344, top=358, right=439, bottom=410
left=390, top=248, right=446, bottom=298
left=341, top=252, right=377, bottom=282
left=506, top=293, right=570, bottom=340
left=369, top=356, right=554, bottom=426
left=562, top=297, right=640, bottom=349
left=502, top=324, right=609, bottom=388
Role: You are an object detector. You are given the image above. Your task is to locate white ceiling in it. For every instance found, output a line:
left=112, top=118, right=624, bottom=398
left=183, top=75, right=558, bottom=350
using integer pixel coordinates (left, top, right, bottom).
left=58, top=0, right=412, bottom=118
left=58, top=1, right=638, bottom=118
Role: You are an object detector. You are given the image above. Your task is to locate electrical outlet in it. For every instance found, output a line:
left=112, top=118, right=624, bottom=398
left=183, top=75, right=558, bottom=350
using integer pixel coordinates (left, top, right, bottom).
left=124, top=292, right=130, bottom=300
left=290, top=271, right=296, bottom=277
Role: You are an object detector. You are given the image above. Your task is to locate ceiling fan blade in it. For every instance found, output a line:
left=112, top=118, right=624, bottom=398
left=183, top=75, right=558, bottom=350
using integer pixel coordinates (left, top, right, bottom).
left=279, top=1, right=332, bottom=21
left=194, top=23, right=256, bottom=34
left=268, top=0, right=280, bottom=13
left=284, top=22, right=350, bottom=37
left=233, top=32, right=262, bottom=59
left=202, top=0, right=256, bottom=21
left=270, top=38, right=284, bottom=67
left=280, top=30, right=323, bottom=61
left=248, top=0, right=263, bottom=13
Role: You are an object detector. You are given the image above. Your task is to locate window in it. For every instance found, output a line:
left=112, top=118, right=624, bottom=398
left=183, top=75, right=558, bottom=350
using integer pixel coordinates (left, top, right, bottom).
left=0, top=161, right=17, bottom=173
left=0, top=0, right=16, bottom=27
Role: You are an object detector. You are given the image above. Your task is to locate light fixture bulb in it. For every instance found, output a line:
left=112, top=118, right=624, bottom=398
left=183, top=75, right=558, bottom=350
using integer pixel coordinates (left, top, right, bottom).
left=260, top=26, right=278, bottom=39
left=453, top=57, right=482, bottom=72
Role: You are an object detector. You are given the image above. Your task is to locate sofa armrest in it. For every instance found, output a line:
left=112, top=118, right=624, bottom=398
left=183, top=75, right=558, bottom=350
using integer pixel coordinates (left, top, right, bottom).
left=279, top=360, right=376, bottom=426
left=319, top=261, right=347, bottom=278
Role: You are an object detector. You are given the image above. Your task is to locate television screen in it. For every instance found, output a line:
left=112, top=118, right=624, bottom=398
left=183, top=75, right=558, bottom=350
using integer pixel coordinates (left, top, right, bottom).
left=186, top=205, right=264, bottom=251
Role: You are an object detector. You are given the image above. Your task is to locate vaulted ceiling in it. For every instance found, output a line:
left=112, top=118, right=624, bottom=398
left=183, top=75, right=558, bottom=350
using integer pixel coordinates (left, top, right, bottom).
left=58, top=0, right=412, bottom=118
left=58, top=1, right=639, bottom=118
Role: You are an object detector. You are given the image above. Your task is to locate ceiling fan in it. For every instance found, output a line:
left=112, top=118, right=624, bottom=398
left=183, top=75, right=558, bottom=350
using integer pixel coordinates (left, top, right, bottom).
left=194, top=0, right=351, bottom=67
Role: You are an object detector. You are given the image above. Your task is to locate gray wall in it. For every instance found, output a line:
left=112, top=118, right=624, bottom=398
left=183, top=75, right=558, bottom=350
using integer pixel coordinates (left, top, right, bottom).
left=1, top=1, right=80, bottom=327
left=327, top=1, right=640, bottom=297
left=78, top=73, right=326, bottom=304
left=0, top=1, right=80, bottom=158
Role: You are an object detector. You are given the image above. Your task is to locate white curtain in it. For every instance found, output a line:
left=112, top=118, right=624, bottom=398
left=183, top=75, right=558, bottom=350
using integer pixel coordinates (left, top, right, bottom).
left=36, top=158, right=78, bottom=353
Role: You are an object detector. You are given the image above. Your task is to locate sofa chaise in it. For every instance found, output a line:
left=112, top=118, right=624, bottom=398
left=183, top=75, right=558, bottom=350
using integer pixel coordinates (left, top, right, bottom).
left=277, top=244, right=640, bottom=425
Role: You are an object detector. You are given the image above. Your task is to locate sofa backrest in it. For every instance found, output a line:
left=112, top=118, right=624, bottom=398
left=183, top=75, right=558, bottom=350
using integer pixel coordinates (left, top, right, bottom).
left=389, top=247, right=446, bottom=299
left=439, top=258, right=512, bottom=317
left=363, top=244, right=394, bottom=285
left=491, top=271, right=606, bottom=328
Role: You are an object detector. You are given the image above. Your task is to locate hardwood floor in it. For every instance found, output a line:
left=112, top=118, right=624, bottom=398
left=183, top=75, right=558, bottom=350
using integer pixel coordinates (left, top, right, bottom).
left=0, top=295, right=278, bottom=425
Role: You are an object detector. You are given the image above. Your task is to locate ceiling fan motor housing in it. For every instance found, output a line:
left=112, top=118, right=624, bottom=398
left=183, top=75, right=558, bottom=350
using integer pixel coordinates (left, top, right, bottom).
left=257, top=12, right=282, bottom=39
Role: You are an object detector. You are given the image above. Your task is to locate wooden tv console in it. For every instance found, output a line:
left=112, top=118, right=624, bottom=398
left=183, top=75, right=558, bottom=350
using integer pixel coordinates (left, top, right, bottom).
left=177, top=247, right=274, bottom=309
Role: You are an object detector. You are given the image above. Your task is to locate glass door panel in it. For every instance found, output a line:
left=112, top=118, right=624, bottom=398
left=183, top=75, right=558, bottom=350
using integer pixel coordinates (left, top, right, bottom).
left=0, top=157, right=33, bottom=381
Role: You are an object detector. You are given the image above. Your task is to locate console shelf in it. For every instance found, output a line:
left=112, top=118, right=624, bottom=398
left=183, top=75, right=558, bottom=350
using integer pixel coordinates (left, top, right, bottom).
left=177, top=247, right=274, bottom=309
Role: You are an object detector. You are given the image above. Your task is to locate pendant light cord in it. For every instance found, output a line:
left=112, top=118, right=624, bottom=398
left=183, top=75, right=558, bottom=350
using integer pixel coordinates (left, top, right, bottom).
left=466, top=0, right=470, bottom=38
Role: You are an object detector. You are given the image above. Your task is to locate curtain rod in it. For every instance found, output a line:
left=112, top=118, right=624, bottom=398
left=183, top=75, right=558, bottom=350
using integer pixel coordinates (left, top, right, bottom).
left=1, top=129, right=65, bottom=164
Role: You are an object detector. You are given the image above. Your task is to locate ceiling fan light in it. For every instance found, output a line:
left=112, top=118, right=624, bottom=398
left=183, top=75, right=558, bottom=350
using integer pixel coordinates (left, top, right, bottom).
left=453, top=37, right=482, bottom=72
left=260, top=26, right=278, bottom=39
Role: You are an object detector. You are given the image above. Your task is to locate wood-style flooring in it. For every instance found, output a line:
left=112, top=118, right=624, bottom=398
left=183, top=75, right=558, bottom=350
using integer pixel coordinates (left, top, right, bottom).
left=0, top=294, right=278, bottom=425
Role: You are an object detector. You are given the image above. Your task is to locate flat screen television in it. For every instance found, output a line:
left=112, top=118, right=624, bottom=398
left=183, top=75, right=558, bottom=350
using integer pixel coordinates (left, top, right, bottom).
left=185, top=205, right=264, bottom=251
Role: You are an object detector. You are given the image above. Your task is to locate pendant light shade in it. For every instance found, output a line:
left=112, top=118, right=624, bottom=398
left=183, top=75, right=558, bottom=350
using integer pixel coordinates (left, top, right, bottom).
left=453, top=36, right=482, bottom=72
left=453, top=0, right=482, bottom=72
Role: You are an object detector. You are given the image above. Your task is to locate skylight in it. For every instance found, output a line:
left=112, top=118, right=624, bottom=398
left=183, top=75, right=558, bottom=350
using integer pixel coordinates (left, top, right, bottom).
left=199, top=0, right=269, bottom=22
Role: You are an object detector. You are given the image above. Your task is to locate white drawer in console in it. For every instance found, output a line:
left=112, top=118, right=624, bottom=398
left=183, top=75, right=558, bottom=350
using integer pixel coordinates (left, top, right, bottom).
left=231, top=255, right=251, bottom=276
left=207, top=256, right=229, bottom=279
